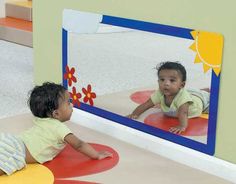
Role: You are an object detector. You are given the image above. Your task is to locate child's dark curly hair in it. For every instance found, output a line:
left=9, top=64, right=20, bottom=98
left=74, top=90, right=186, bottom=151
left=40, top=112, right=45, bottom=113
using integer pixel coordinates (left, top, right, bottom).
left=28, top=82, right=66, bottom=118
left=156, top=61, right=187, bottom=82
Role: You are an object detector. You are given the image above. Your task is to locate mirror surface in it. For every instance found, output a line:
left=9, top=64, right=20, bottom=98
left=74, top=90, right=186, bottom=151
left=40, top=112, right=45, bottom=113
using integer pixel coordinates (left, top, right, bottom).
left=62, top=9, right=223, bottom=154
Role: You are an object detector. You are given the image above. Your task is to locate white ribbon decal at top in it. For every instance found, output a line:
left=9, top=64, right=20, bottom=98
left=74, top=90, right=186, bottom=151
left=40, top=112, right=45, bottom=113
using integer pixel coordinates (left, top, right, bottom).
left=63, top=9, right=102, bottom=34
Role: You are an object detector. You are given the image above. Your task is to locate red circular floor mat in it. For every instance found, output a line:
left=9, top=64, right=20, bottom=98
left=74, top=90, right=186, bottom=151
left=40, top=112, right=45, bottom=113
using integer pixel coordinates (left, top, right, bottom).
left=43, top=143, right=119, bottom=179
left=144, top=112, right=208, bottom=136
left=130, top=90, right=155, bottom=104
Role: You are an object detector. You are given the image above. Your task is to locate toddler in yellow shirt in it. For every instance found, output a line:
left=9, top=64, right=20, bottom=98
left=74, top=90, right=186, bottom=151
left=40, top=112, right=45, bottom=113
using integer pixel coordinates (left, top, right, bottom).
left=0, top=82, right=112, bottom=176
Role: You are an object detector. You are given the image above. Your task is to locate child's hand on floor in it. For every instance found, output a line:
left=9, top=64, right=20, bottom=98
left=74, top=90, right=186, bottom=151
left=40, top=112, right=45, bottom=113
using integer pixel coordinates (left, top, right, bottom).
left=126, top=114, right=139, bottom=119
left=169, top=125, right=186, bottom=134
left=97, top=151, right=113, bottom=160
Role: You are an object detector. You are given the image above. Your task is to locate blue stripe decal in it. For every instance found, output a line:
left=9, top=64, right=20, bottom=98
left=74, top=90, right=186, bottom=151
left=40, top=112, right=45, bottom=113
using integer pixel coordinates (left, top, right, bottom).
left=102, top=15, right=193, bottom=40
left=206, top=72, right=220, bottom=154
left=62, top=28, right=68, bottom=89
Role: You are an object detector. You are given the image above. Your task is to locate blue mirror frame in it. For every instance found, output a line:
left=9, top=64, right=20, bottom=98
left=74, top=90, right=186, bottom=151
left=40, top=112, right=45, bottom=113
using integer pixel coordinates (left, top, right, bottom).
left=62, top=13, right=221, bottom=155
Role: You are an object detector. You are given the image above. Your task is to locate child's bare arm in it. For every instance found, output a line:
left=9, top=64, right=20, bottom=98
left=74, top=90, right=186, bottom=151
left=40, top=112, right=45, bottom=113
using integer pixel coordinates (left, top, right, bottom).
left=64, top=133, right=112, bottom=160
left=169, top=103, right=189, bottom=134
left=127, top=98, right=155, bottom=119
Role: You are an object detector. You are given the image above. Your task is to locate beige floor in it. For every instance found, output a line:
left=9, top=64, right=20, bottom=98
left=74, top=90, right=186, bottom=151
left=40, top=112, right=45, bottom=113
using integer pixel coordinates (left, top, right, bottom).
left=0, top=114, right=231, bottom=184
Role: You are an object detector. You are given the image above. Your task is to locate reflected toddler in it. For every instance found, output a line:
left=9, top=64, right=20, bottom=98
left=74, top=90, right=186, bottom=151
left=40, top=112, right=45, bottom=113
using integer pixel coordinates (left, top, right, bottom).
left=128, top=61, right=210, bottom=134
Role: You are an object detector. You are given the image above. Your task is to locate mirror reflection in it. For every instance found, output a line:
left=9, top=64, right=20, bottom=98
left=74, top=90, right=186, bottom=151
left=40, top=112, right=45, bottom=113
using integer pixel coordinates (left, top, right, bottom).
left=67, top=24, right=212, bottom=144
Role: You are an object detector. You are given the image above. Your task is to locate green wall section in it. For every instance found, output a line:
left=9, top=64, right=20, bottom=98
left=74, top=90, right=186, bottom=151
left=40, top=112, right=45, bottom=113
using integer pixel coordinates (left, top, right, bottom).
left=33, top=0, right=236, bottom=163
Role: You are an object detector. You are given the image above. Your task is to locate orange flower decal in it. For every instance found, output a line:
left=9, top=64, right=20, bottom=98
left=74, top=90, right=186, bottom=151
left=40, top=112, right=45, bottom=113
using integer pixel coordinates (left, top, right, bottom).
left=69, top=87, right=81, bottom=107
left=82, top=84, right=96, bottom=106
left=64, top=66, right=77, bottom=86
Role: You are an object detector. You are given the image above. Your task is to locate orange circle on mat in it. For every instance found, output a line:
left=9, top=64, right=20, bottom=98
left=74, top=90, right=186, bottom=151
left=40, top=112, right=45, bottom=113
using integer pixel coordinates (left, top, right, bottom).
left=43, top=143, right=119, bottom=178
left=130, top=90, right=155, bottom=104
left=144, top=112, right=208, bottom=136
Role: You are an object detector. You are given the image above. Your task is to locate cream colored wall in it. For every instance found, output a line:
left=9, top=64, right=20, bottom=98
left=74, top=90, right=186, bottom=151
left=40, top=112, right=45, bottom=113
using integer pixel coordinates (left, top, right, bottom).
left=34, top=0, right=236, bottom=163
left=0, top=0, right=5, bottom=17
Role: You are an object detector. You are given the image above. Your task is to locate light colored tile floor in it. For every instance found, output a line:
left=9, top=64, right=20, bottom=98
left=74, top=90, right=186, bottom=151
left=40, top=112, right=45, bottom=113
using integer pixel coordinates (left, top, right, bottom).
left=0, top=40, right=33, bottom=118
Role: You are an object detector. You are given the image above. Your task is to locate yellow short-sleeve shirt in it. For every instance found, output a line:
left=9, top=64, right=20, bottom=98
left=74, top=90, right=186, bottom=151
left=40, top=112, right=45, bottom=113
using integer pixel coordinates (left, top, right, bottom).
left=150, top=88, right=203, bottom=118
left=19, top=118, right=72, bottom=163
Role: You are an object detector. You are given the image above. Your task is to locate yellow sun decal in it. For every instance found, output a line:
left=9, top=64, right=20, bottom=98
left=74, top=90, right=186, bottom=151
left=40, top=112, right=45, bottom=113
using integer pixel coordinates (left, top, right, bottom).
left=189, top=30, right=224, bottom=76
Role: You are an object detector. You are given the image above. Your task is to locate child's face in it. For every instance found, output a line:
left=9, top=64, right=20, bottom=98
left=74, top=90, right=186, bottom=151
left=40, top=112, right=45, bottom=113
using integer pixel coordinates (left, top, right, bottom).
left=158, top=69, right=185, bottom=97
left=53, top=91, right=73, bottom=122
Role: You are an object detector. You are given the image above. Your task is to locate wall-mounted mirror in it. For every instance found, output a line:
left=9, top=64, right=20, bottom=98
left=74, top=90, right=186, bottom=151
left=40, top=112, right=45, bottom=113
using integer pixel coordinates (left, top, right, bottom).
left=62, top=9, right=223, bottom=155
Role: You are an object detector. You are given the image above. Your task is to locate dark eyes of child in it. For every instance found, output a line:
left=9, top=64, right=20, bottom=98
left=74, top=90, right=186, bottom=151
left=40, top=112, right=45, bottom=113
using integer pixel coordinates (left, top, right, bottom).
left=159, top=78, right=176, bottom=82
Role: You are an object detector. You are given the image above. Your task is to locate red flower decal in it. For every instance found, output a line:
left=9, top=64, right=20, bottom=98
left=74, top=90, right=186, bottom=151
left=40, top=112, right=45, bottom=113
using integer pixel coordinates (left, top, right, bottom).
left=64, top=65, right=77, bottom=86
left=82, top=84, right=96, bottom=106
left=69, top=87, right=81, bottom=107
